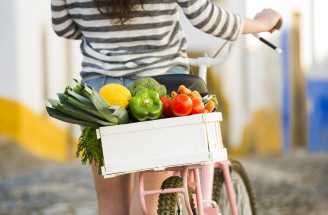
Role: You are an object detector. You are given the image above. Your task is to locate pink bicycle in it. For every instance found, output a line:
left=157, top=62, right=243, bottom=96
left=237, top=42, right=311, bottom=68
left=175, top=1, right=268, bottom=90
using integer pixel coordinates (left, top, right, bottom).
left=98, top=32, right=281, bottom=215
left=147, top=44, right=256, bottom=215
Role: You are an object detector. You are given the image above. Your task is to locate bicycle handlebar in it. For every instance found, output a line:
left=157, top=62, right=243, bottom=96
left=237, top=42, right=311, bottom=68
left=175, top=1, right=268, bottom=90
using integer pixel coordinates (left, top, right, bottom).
left=188, top=41, right=233, bottom=83
left=189, top=19, right=282, bottom=68
left=187, top=23, right=282, bottom=83
left=252, top=34, right=282, bottom=54
left=188, top=53, right=229, bottom=67
left=188, top=41, right=233, bottom=67
left=253, top=20, right=283, bottom=54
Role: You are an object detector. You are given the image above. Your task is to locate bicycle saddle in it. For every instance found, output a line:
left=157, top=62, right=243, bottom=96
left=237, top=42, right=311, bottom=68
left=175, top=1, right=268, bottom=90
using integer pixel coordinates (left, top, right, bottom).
left=152, top=74, right=208, bottom=97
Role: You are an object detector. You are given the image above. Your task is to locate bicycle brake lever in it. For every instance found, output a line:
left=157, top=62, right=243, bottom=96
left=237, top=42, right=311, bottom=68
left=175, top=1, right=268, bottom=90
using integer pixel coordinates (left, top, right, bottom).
left=252, top=33, right=282, bottom=54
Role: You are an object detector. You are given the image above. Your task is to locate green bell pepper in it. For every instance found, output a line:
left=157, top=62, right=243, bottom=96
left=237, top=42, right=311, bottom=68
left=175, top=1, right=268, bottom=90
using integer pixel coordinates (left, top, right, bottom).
left=129, top=89, right=163, bottom=121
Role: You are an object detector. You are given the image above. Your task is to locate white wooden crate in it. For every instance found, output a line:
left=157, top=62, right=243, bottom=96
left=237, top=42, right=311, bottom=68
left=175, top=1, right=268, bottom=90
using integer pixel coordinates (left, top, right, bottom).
left=97, top=112, right=227, bottom=178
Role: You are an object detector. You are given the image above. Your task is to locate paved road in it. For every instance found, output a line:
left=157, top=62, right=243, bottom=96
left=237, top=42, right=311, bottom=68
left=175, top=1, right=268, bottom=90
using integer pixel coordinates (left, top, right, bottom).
left=240, top=153, right=328, bottom=215
left=0, top=161, right=97, bottom=215
left=0, top=140, right=327, bottom=215
left=0, top=139, right=97, bottom=215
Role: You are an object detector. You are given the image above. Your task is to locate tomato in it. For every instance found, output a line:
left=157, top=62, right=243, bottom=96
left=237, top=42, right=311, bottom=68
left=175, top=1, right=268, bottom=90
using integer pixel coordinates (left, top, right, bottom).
left=160, top=96, right=174, bottom=117
left=170, top=94, right=193, bottom=117
left=191, top=99, right=205, bottom=114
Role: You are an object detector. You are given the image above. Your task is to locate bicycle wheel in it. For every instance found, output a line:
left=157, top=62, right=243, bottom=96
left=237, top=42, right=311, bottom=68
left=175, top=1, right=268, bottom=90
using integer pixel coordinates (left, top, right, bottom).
left=212, top=159, right=257, bottom=215
left=157, top=176, right=197, bottom=215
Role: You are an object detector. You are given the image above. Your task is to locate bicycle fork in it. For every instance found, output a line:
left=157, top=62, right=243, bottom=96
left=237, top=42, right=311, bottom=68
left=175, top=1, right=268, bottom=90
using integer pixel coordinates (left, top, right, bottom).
left=200, top=161, right=238, bottom=215
left=215, top=161, right=239, bottom=215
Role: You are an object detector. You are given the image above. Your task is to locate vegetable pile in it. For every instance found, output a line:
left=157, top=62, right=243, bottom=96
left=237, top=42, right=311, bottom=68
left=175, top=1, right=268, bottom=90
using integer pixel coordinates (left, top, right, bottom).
left=45, top=77, right=217, bottom=174
left=160, top=85, right=217, bottom=118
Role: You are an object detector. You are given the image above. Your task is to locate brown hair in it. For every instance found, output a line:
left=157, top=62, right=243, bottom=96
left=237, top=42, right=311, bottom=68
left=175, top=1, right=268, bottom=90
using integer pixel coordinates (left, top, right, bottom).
left=93, top=0, right=144, bottom=24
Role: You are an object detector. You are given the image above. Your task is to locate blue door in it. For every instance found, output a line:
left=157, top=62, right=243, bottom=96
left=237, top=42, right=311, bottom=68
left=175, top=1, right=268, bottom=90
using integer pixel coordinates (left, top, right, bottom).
left=307, top=79, right=328, bottom=152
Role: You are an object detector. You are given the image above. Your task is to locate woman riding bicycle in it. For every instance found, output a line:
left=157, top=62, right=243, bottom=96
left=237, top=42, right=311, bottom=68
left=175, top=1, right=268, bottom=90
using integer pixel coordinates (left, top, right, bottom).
left=51, top=0, right=282, bottom=214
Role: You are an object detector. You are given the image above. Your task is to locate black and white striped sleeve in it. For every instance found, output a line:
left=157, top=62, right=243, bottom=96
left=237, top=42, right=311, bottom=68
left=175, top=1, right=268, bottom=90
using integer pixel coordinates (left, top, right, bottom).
left=51, top=0, right=83, bottom=40
left=177, top=0, right=243, bottom=41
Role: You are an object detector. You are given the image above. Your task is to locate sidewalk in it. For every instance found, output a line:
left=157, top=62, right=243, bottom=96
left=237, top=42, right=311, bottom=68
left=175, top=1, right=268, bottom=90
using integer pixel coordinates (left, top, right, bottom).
left=1, top=140, right=327, bottom=215
left=0, top=139, right=97, bottom=215
left=240, top=152, right=328, bottom=215
left=0, top=161, right=97, bottom=215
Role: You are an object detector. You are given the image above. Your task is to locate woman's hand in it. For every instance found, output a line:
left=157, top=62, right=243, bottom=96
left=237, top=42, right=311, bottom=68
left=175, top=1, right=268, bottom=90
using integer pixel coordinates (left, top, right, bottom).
left=254, top=8, right=283, bottom=33
left=243, top=8, right=283, bottom=34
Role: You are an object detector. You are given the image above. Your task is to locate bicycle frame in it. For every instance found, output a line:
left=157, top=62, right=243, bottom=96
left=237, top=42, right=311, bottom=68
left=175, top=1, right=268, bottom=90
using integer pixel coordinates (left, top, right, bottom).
left=138, top=162, right=238, bottom=215
left=138, top=45, right=239, bottom=215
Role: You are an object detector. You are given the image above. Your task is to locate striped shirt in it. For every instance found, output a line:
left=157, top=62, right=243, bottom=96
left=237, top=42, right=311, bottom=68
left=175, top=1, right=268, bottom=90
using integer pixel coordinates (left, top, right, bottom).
left=51, top=0, right=243, bottom=77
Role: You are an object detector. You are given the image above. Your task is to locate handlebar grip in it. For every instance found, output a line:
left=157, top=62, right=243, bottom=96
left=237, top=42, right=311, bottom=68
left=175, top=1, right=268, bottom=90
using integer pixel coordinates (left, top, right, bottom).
left=273, top=20, right=282, bottom=30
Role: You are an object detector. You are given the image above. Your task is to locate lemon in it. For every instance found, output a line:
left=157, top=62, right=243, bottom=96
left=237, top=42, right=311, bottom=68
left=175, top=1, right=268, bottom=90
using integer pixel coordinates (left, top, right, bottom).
left=99, top=83, right=132, bottom=109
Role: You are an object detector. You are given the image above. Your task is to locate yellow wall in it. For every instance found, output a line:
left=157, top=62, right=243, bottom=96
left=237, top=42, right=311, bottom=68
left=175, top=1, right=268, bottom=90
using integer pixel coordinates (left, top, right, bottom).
left=231, top=109, right=282, bottom=156
left=0, top=97, right=76, bottom=162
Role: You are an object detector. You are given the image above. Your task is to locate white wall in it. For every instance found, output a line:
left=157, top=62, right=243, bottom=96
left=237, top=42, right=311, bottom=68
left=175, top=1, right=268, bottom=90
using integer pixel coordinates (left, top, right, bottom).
left=0, top=1, right=17, bottom=100
left=14, top=0, right=46, bottom=113
left=0, top=0, right=81, bottom=130
left=310, top=0, right=328, bottom=79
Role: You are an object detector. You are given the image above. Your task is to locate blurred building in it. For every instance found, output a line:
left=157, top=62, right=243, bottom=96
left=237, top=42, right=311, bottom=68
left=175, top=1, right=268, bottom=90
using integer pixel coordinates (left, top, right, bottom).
left=0, top=0, right=82, bottom=161
left=0, top=0, right=327, bottom=161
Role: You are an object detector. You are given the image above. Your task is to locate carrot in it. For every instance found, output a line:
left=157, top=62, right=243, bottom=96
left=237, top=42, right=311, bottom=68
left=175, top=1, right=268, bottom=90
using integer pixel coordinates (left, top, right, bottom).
left=204, top=100, right=215, bottom=113
left=189, top=91, right=202, bottom=101
left=178, top=85, right=191, bottom=95
left=171, top=91, right=178, bottom=97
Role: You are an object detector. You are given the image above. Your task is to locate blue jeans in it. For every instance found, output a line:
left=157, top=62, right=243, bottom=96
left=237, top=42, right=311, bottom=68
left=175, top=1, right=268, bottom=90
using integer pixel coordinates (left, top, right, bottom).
left=82, top=66, right=188, bottom=92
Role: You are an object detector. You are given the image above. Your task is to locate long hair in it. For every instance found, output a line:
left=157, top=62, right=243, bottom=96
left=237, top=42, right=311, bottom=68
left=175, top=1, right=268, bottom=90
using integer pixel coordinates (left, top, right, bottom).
left=93, top=0, right=144, bottom=24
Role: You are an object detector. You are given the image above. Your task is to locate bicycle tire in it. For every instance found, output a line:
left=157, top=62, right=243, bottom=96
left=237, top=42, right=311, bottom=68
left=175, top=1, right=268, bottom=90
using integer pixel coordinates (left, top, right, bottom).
left=212, top=159, right=257, bottom=215
left=157, top=176, right=197, bottom=215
